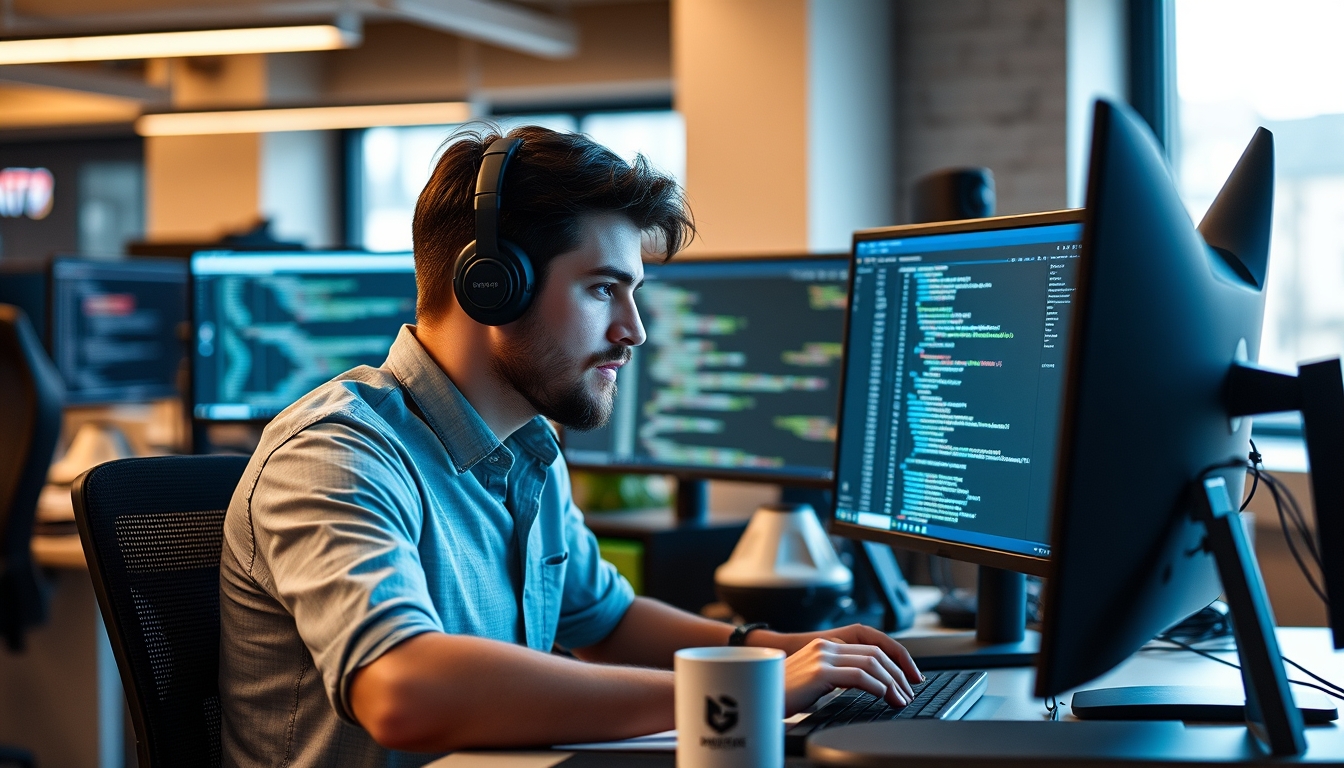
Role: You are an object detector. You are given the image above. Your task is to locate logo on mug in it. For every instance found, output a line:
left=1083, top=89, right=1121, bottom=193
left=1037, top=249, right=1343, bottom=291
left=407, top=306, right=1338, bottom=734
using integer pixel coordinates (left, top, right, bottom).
left=705, top=695, right=738, bottom=734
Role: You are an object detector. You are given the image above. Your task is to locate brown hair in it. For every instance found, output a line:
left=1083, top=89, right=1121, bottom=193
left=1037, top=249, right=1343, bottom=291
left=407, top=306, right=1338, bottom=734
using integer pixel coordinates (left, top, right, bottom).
left=412, top=123, right=695, bottom=323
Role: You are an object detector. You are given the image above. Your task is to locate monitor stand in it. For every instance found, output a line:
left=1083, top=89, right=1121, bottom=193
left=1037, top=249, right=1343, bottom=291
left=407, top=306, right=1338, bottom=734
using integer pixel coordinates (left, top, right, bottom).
left=1068, top=476, right=1308, bottom=756
left=895, top=566, right=1039, bottom=669
left=805, top=478, right=1312, bottom=764
left=674, top=477, right=709, bottom=524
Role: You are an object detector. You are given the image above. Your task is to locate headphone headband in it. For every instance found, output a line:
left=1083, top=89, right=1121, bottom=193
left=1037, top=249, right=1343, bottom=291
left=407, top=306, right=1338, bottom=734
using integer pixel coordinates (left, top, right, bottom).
left=473, top=137, right=521, bottom=261
left=453, top=135, right=534, bottom=326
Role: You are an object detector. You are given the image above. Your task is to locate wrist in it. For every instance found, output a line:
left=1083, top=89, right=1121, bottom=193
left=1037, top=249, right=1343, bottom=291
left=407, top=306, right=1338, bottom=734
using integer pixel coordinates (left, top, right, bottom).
left=742, top=628, right=787, bottom=650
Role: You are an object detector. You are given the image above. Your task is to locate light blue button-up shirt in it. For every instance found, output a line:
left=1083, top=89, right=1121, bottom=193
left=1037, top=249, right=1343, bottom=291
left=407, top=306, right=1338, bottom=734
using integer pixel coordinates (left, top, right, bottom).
left=219, top=325, right=635, bottom=767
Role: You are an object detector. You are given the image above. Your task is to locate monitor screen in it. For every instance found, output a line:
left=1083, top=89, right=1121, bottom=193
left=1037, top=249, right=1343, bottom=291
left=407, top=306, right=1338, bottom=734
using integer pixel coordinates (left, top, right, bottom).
left=0, top=259, right=47, bottom=343
left=833, top=214, right=1083, bottom=569
left=191, top=251, right=416, bottom=421
left=562, top=256, right=849, bottom=484
left=50, top=256, right=188, bottom=405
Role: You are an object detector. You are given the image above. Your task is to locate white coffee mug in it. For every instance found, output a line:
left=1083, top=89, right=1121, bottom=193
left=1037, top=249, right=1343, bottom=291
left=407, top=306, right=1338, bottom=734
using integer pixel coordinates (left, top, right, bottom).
left=674, top=646, right=785, bottom=768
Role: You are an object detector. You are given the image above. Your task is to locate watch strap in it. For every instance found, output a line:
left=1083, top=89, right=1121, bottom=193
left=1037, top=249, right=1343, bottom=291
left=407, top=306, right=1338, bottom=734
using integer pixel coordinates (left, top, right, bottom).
left=727, top=622, right=770, bottom=647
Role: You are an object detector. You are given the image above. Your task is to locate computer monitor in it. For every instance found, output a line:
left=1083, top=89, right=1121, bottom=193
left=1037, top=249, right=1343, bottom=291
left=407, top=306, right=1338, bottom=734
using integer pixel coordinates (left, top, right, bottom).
left=806, top=100, right=1344, bottom=768
left=190, top=251, right=416, bottom=422
left=829, top=210, right=1082, bottom=663
left=48, top=256, right=188, bottom=405
left=1031, top=100, right=1344, bottom=756
left=561, top=256, right=850, bottom=517
left=0, top=259, right=48, bottom=344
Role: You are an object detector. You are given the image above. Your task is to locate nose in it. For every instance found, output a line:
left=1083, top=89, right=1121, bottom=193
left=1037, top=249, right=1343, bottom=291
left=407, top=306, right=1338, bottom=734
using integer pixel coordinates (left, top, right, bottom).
left=609, top=293, right=646, bottom=347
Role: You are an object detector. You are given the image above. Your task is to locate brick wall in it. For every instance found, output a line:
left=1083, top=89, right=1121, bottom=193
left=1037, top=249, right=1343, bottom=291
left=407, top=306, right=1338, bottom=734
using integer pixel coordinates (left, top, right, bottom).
left=897, top=0, right=1069, bottom=221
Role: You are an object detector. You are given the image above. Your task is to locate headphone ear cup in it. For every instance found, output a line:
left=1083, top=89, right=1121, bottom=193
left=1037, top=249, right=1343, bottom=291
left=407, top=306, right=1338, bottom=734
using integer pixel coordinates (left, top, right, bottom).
left=452, top=239, right=485, bottom=319
left=452, top=238, right=536, bottom=326
left=492, top=239, right=535, bottom=323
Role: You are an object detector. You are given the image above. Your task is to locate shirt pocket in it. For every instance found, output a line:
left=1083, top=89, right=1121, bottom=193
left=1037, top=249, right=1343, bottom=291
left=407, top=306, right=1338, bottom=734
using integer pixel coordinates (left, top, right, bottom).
left=538, top=550, right=570, bottom=646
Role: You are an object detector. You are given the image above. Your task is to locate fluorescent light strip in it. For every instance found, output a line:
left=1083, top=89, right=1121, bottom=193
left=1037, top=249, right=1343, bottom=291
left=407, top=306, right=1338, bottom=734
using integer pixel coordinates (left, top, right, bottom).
left=136, top=102, right=473, bottom=136
left=0, top=25, right=358, bottom=65
left=192, top=253, right=414, bottom=275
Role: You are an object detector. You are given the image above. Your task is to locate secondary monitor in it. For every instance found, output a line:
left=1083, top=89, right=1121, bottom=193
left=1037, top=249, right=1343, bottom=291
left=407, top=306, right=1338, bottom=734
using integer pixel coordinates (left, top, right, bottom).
left=191, top=251, right=416, bottom=421
left=807, top=103, right=1344, bottom=766
left=832, top=211, right=1083, bottom=575
left=49, top=256, right=188, bottom=405
left=562, top=256, right=850, bottom=486
left=1036, top=102, right=1344, bottom=755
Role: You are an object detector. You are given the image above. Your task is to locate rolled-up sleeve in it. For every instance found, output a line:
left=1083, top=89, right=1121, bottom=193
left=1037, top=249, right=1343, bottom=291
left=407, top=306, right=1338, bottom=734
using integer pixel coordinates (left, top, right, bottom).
left=248, top=415, right=443, bottom=723
left=550, top=462, right=636, bottom=650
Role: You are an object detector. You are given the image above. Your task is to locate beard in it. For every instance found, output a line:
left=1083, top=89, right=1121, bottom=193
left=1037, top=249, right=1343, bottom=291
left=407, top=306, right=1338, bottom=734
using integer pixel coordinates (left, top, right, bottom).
left=489, top=312, right=629, bottom=431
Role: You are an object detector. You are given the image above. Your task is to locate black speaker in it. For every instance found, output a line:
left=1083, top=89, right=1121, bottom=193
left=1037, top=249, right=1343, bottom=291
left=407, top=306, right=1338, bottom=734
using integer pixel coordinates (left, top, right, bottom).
left=911, top=167, right=996, bottom=223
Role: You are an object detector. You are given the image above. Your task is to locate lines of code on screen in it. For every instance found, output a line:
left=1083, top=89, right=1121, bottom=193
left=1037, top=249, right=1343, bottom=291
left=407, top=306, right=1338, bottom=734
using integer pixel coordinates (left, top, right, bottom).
left=192, top=253, right=415, bottom=421
left=51, top=258, right=187, bottom=405
left=834, top=224, right=1083, bottom=558
left=563, top=258, right=848, bottom=481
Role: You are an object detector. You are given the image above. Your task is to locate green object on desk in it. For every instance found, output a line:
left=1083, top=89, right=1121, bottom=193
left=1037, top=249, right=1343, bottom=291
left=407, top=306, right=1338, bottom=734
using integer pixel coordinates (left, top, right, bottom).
left=597, top=538, right=644, bottom=595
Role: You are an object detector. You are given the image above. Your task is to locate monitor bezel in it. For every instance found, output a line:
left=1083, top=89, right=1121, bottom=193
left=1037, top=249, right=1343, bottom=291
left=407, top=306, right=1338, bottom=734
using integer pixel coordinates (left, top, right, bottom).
left=829, top=209, right=1084, bottom=578
left=188, top=249, right=415, bottom=424
left=48, top=254, right=190, bottom=407
left=559, top=252, right=850, bottom=489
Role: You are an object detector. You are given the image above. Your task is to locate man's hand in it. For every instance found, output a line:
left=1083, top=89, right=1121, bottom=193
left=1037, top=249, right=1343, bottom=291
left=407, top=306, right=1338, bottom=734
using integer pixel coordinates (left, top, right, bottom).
left=746, top=624, right=923, bottom=715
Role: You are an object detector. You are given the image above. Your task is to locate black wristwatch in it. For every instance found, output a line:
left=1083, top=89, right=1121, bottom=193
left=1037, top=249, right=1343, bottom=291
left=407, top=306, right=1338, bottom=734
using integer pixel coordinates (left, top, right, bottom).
left=727, top=622, right=770, bottom=647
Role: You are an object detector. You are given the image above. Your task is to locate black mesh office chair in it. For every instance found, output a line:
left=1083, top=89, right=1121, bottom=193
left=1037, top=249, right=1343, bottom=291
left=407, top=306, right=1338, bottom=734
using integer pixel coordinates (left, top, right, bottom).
left=0, top=304, right=64, bottom=768
left=0, top=304, right=64, bottom=652
left=72, top=454, right=249, bottom=768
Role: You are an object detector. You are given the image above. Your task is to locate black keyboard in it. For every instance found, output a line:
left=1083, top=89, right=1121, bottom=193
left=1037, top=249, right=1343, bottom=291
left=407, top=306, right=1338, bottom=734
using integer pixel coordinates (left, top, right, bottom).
left=785, top=670, right=988, bottom=756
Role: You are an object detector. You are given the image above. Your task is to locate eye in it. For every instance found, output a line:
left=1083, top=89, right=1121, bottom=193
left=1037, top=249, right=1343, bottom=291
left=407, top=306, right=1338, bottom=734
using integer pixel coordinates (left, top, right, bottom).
left=593, top=283, right=615, bottom=298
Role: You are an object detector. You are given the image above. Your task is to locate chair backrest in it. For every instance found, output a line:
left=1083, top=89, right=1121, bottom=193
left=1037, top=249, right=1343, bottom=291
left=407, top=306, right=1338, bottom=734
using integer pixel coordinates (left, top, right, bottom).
left=73, top=454, right=249, bottom=768
left=0, top=304, right=64, bottom=652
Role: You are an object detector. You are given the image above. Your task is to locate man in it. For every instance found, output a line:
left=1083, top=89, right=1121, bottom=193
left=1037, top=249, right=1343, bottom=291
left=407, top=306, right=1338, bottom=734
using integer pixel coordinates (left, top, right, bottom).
left=219, top=125, right=920, bottom=766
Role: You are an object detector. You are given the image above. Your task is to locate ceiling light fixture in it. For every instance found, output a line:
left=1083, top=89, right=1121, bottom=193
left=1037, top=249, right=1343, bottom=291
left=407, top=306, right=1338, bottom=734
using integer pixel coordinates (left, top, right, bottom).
left=135, top=102, right=473, bottom=136
left=0, top=24, right=360, bottom=65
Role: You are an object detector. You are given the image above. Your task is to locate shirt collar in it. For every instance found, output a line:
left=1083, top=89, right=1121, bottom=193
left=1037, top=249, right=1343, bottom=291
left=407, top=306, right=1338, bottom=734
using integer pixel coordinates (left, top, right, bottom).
left=384, top=325, right=559, bottom=472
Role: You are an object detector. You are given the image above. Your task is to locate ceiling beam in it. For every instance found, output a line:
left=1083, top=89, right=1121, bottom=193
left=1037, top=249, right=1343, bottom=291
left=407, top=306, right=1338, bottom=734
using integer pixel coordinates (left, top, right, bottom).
left=377, top=0, right=577, bottom=59
left=0, top=64, right=169, bottom=103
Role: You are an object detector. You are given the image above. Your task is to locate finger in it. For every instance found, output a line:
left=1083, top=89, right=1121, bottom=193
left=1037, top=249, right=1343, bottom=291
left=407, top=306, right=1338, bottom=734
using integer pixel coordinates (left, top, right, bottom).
left=862, top=642, right=916, bottom=699
left=826, top=642, right=913, bottom=700
left=857, top=626, right=924, bottom=684
left=826, top=666, right=891, bottom=702
left=826, top=650, right=909, bottom=705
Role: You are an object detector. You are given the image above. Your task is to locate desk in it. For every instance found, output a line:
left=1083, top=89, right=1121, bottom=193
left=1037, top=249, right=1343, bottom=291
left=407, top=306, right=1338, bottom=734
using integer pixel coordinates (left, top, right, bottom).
left=438, top=628, right=1344, bottom=767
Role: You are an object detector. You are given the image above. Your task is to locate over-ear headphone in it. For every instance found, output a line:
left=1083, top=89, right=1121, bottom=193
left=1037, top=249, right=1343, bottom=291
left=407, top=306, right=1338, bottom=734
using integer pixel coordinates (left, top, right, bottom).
left=453, top=137, right=535, bottom=325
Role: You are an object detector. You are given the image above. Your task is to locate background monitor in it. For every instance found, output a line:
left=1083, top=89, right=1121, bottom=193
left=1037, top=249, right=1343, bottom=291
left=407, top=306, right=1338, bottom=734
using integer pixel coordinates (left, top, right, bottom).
left=49, top=256, right=188, bottom=406
left=831, top=211, right=1082, bottom=576
left=191, top=251, right=416, bottom=422
left=0, top=259, right=48, bottom=344
left=562, top=256, right=850, bottom=489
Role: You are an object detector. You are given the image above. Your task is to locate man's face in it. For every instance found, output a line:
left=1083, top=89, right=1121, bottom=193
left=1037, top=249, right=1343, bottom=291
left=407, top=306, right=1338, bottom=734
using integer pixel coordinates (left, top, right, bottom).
left=489, top=213, right=647, bottom=430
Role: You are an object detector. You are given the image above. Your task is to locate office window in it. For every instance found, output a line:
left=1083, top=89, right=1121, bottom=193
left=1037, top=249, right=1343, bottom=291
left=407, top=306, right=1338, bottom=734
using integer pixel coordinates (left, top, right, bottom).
left=356, top=111, right=684, bottom=253
left=1176, top=0, right=1344, bottom=377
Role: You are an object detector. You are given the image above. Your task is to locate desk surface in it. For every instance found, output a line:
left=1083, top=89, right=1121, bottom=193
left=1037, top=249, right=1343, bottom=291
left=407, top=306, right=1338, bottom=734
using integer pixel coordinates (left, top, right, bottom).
left=32, top=534, right=85, bottom=569
left=438, top=628, right=1344, bottom=767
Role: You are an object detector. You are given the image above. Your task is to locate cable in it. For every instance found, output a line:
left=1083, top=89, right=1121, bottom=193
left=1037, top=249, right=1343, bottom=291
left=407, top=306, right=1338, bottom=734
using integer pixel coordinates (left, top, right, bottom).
left=1153, top=635, right=1344, bottom=702
left=1239, top=441, right=1262, bottom=512
left=1282, top=655, right=1344, bottom=699
left=1164, top=601, right=1233, bottom=644
left=1248, top=453, right=1329, bottom=606
left=1044, top=696, right=1061, bottom=721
